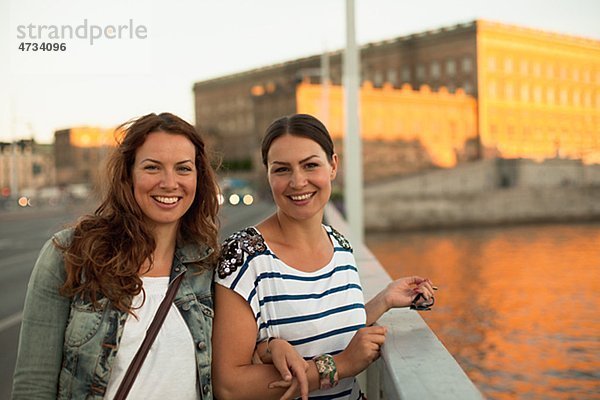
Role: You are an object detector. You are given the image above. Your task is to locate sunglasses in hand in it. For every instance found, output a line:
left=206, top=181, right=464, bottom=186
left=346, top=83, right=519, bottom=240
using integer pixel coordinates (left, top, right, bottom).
left=410, top=292, right=435, bottom=311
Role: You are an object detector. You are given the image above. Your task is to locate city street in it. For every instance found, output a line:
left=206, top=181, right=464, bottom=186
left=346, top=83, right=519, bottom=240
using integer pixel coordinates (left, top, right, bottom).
left=0, top=199, right=274, bottom=399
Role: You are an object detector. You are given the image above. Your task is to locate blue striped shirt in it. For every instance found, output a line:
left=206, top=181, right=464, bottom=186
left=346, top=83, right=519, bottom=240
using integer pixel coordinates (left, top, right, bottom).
left=215, top=225, right=366, bottom=400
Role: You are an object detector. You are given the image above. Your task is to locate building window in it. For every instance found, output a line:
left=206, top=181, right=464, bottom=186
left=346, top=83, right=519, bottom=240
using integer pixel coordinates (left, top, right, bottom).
left=430, top=61, right=441, bottom=79
left=546, top=64, right=554, bottom=79
left=547, top=87, right=555, bottom=104
left=401, top=66, right=411, bottom=82
left=464, top=80, right=474, bottom=95
left=520, top=60, right=529, bottom=75
left=534, top=86, right=542, bottom=103
left=573, top=90, right=581, bottom=106
left=507, top=126, right=515, bottom=139
left=416, top=64, right=426, bottom=81
left=373, top=71, right=383, bottom=86
left=387, top=69, right=397, bottom=85
left=521, top=84, right=530, bottom=102
left=504, top=58, right=513, bottom=73
left=583, top=70, right=591, bottom=83
left=533, top=62, right=541, bottom=77
left=446, top=59, right=456, bottom=76
left=560, top=88, right=568, bottom=105
left=462, top=56, right=473, bottom=73
left=361, top=69, right=369, bottom=82
left=506, top=83, right=515, bottom=100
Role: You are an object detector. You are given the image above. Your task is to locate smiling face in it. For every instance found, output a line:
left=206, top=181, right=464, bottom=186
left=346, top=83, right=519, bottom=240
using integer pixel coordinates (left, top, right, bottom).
left=267, top=134, right=337, bottom=222
left=132, top=131, right=197, bottom=230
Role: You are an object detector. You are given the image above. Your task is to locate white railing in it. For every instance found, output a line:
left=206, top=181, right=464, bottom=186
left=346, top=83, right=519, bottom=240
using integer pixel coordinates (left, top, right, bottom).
left=325, top=204, right=484, bottom=399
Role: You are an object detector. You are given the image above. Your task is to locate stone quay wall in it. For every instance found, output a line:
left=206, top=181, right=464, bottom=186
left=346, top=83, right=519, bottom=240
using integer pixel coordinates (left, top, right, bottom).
left=365, top=158, right=600, bottom=231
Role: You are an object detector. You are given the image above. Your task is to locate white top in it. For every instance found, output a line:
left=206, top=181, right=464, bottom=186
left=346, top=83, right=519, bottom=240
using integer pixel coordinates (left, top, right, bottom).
left=216, top=225, right=366, bottom=400
left=105, top=276, right=198, bottom=400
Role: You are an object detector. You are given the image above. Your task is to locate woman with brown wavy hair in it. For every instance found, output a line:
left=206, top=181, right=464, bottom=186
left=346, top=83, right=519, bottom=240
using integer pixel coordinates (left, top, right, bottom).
left=12, top=112, right=220, bottom=399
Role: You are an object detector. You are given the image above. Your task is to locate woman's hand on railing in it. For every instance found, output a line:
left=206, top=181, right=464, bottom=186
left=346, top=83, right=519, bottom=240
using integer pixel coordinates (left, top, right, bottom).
left=384, top=276, right=436, bottom=309
left=365, top=276, right=437, bottom=325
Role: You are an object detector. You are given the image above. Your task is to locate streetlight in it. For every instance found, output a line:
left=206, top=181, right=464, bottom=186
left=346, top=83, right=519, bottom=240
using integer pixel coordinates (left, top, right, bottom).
left=343, top=0, right=364, bottom=245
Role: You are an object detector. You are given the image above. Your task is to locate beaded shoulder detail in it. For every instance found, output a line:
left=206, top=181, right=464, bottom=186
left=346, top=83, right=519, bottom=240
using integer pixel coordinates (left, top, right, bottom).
left=217, top=227, right=268, bottom=279
left=328, top=226, right=353, bottom=252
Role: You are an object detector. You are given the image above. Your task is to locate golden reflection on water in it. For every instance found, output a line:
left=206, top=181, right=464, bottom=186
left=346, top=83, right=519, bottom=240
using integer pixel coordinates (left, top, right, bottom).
left=367, top=223, right=600, bottom=400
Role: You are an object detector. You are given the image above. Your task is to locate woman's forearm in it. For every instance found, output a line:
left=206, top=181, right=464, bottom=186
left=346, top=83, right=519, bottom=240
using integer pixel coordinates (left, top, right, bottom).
left=213, top=284, right=321, bottom=400
left=214, top=362, right=320, bottom=400
left=364, top=289, right=390, bottom=326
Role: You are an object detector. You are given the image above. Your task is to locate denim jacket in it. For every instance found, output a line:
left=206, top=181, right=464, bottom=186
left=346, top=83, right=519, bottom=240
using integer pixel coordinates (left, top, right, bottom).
left=12, top=228, right=215, bottom=400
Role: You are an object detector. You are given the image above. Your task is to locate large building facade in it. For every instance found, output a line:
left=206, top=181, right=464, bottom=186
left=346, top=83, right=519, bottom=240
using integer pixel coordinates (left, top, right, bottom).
left=193, top=20, right=600, bottom=181
left=476, top=21, right=600, bottom=163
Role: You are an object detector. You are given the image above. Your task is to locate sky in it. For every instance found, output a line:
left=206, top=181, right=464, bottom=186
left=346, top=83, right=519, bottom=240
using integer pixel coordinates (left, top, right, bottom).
left=1, top=0, right=599, bottom=144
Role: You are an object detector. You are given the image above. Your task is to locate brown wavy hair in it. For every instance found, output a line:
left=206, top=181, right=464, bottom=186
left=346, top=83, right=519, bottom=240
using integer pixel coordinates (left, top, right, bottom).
left=59, top=112, right=220, bottom=313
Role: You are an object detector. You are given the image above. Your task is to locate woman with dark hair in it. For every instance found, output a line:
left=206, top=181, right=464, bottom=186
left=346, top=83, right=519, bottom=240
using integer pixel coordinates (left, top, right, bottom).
left=12, top=112, right=220, bottom=399
left=213, top=113, right=436, bottom=399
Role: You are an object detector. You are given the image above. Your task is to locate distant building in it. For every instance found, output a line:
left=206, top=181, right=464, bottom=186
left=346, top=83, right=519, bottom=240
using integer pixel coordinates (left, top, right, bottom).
left=54, top=127, right=116, bottom=187
left=476, top=21, right=600, bottom=164
left=0, top=140, right=55, bottom=197
left=296, top=81, right=478, bottom=179
left=193, top=19, right=600, bottom=182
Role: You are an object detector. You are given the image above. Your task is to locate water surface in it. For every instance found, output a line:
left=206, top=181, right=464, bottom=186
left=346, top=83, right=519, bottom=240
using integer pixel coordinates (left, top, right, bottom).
left=367, top=223, right=600, bottom=399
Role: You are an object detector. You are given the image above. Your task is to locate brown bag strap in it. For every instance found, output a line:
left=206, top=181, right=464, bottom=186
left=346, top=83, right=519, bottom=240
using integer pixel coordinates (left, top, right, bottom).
left=113, top=273, right=185, bottom=400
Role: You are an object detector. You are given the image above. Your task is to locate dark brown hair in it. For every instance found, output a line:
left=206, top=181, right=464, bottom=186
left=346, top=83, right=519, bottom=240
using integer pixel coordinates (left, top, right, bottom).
left=59, top=112, right=220, bottom=313
left=261, top=114, right=335, bottom=166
